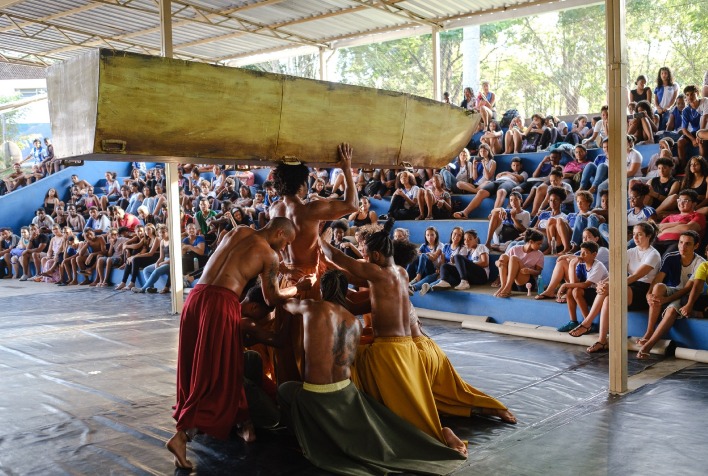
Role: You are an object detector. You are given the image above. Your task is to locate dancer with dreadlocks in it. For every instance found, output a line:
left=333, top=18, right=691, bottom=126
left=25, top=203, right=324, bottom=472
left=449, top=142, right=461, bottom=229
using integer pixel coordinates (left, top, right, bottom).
left=269, top=143, right=359, bottom=383
left=320, top=219, right=468, bottom=456
left=391, top=239, right=517, bottom=424
left=278, top=270, right=465, bottom=475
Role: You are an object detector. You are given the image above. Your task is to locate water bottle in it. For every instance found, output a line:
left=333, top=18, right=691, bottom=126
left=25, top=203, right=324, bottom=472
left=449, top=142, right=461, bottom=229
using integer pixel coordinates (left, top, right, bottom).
left=537, top=275, right=545, bottom=294
left=193, top=257, right=199, bottom=272
left=550, top=237, right=557, bottom=255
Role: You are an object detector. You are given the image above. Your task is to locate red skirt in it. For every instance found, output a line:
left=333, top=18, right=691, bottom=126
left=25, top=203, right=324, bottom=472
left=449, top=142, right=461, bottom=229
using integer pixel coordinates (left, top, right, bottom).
left=172, top=284, right=248, bottom=439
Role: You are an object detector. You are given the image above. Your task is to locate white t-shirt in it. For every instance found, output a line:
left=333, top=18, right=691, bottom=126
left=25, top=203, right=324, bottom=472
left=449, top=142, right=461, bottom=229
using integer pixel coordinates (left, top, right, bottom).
left=461, top=244, right=490, bottom=277
left=658, top=83, right=680, bottom=109
left=627, top=149, right=643, bottom=177
left=597, top=246, right=610, bottom=270
left=581, top=259, right=609, bottom=288
left=403, top=186, right=419, bottom=209
left=696, top=97, right=708, bottom=116
left=627, top=246, right=661, bottom=284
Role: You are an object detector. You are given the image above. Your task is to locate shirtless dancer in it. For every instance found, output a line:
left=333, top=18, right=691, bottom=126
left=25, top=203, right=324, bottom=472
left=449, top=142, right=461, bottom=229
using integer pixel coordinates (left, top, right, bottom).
left=278, top=269, right=466, bottom=474
left=269, top=142, right=358, bottom=382
left=392, top=239, right=516, bottom=423
left=319, top=220, right=467, bottom=456
left=167, top=217, right=311, bottom=470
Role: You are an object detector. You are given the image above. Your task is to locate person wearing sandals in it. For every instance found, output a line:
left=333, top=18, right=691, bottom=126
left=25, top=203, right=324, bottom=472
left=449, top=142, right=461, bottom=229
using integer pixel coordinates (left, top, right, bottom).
left=570, top=222, right=661, bottom=353
left=453, top=157, right=527, bottom=219
left=635, top=231, right=704, bottom=359
left=416, top=174, right=452, bottom=220
left=115, top=223, right=160, bottom=291
left=485, top=191, right=529, bottom=251
left=493, top=229, right=544, bottom=298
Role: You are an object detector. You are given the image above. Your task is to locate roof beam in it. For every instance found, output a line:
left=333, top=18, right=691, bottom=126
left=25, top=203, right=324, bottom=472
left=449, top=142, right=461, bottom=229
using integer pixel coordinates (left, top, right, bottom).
left=348, top=0, right=443, bottom=29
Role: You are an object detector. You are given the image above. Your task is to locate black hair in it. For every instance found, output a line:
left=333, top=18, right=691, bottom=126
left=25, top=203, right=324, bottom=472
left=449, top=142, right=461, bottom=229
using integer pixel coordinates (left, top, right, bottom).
left=547, top=186, right=567, bottom=202
left=366, top=218, right=396, bottom=258
left=580, top=241, right=599, bottom=254
left=244, top=285, right=275, bottom=312
left=509, top=191, right=522, bottom=201
left=272, top=162, right=310, bottom=196
left=320, top=269, right=348, bottom=307
left=678, top=189, right=699, bottom=203
left=330, top=220, right=349, bottom=233
left=680, top=230, right=700, bottom=244
left=584, top=226, right=601, bottom=241
left=524, top=228, right=544, bottom=243
left=655, top=157, right=674, bottom=168
left=392, top=239, right=419, bottom=267
left=630, top=182, right=650, bottom=197
left=656, top=66, right=674, bottom=88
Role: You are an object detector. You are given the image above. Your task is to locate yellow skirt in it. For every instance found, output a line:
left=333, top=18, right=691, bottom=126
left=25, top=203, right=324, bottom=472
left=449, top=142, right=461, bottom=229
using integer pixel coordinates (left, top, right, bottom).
left=414, top=335, right=507, bottom=417
left=352, top=336, right=445, bottom=443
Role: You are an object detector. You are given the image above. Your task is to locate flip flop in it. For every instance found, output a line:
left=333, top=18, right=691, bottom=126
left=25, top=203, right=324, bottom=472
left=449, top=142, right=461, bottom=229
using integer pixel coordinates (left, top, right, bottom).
left=534, top=293, right=553, bottom=300
left=556, top=294, right=567, bottom=304
left=636, top=350, right=651, bottom=360
left=453, top=212, right=468, bottom=219
left=569, top=323, right=591, bottom=337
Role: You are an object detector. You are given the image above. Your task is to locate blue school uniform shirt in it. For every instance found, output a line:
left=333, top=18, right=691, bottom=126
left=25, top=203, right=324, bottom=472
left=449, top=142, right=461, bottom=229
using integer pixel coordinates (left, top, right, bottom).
left=669, top=107, right=683, bottom=131
left=682, top=105, right=701, bottom=132
left=593, top=155, right=607, bottom=166
left=442, top=243, right=462, bottom=261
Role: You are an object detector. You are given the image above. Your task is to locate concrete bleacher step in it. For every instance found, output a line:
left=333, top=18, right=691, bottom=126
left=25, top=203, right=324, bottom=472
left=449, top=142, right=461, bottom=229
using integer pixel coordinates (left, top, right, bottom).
left=410, top=286, right=708, bottom=351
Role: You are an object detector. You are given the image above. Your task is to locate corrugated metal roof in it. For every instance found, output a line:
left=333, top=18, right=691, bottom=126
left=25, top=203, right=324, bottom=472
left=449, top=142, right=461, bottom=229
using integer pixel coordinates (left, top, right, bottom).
left=0, top=0, right=592, bottom=67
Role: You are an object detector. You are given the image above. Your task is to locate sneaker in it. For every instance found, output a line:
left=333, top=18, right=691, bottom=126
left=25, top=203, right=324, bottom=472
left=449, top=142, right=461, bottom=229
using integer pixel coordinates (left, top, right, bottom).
left=146, top=287, right=158, bottom=294
left=408, top=285, right=414, bottom=296
left=557, top=321, right=579, bottom=333
left=420, top=283, right=432, bottom=296
left=132, top=287, right=146, bottom=293
left=379, top=214, right=389, bottom=220
left=432, top=280, right=451, bottom=290
left=19, top=275, right=28, bottom=281
left=455, top=280, right=471, bottom=290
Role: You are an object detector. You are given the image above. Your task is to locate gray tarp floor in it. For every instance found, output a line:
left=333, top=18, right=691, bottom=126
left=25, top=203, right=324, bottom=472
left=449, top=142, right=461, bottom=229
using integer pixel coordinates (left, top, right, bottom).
left=1, top=281, right=707, bottom=476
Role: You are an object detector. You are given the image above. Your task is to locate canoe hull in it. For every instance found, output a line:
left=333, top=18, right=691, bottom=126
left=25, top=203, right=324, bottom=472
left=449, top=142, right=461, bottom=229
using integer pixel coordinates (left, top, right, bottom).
left=47, top=49, right=479, bottom=168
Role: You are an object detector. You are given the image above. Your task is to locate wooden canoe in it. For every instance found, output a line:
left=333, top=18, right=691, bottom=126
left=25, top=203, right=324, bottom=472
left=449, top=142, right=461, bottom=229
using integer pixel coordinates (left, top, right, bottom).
left=47, top=49, right=479, bottom=168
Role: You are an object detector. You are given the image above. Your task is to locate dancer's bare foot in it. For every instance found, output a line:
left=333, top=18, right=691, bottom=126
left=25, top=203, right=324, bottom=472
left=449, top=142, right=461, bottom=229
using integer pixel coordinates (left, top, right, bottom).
left=442, top=427, right=467, bottom=457
left=236, top=420, right=256, bottom=443
left=479, top=408, right=517, bottom=424
left=166, top=430, right=193, bottom=470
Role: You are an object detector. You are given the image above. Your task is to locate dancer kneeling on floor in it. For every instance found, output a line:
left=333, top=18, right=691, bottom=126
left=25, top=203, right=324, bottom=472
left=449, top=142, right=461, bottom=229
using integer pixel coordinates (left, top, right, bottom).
left=278, top=269, right=466, bottom=475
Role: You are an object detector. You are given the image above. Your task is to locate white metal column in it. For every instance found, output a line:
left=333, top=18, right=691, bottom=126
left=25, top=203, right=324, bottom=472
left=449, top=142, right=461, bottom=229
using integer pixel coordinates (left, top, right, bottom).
left=432, top=27, right=441, bottom=101
left=160, top=0, right=184, bottom=314
left=605, top=0, right=629, bottom=393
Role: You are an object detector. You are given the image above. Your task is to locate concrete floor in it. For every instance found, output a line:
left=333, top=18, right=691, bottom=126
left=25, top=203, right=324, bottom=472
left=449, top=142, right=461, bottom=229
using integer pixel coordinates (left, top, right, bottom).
left=1, top=280, right=707, bottom=476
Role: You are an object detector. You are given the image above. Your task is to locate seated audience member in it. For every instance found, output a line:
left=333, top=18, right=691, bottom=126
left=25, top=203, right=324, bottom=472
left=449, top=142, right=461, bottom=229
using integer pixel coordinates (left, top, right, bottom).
left=31, top=207, right=54, bottom=235
left=100, top=171, right=122, bottom=210
left=503, top=115, right=525, bottom=154
left=562, top=144, right=590, bottom=191
left=43, top=188, right=62, bottom=216
left=654, top=189, right=705, bottom=255
left=122, top=168, right=145, bottom=189
left=348, top=196, right=378, bottom=229
left=580, top=138, right=608, bottom=193
left=91, top=228, right=126, bottom=287
left=636, top=137, right=677, bottom=182
left=115, top=223, right=160, bottom=291
left=124, top=181, right=143, bottom=215
left=409, top=226, right=445, bottom=293
left=34, top=224, right=64, bottom=283
left=656, top=156, right=708, bottom=218
left=529, top=186, right=567, bottom=252
left=570, top=222, right=661, bottom=353
left=629, top=74, right=653, bottom=106
left=453, top=157, right=527, bottom=219
left=642, top=156, right=680, bottom=208
left=3, top=163, right=27, bottom=193
left=663, top=93, right=685, bottom=141
left=440, top=148, right=478, bottom=194
left=555, top=241, right=609, bottom=333
left=637, top=231, right=704, bottom=359
left=383, top=171, right=420, bottom=220
left=677, top=85, right=708, bottom=168
left=628, top=100, right=658, bottom=144
left=627, top=183, right=656, bottom=239
left=520, top=114, right=544, bottom=152
left=477, top=80, right=497, bottom=127
left=654, top=66, right=680, bottom=131
left=18, top=224, right=48, bottom=281
left=3, top=227, right=30, bottom=279
left=136, top=205, right=157, bottom=226
left=109, top=206, right=141, bottom=233
left=583, top=105, right=609, bottom=149
left=75, top=229, right=107, bottom=284
left=55, top=228, right=80, bottom=285
left=480, top=120, right=504, bottom=154
left=485, top=191, right=530, bottom=250
left=308, top=177, right=334, bottom=200
left=467, top=144, right=497, bottom=193
left=181, top=223, right=207, bottom=274
left=80, top=186, right=102, bottom=213
left=592, top=135, right=644, bottom=201
left=493, top=228, right=544, bottom=298
left=564, top=115, right=591, bottom=145
left=547, top=190, right=595, bottom=254
left=527, top=167, right=574, bottom=217
left=539, top=115, right=559, bottom=150
left=421, top=229, right=489, bottom=294
left=535, top=227, right=608, bottom=307
left=329, top=220, right=361, bottom=259
left=417, top=174, right=452, bottom=220
left=54, top=205, right=67, bottom=228
left=519, top=149, right=562, bottom=206
left=0, top=228, right=21, bottom=278
left=132, top=225, right=171, bottom=294
left=83, top=206, right=110, bottom=236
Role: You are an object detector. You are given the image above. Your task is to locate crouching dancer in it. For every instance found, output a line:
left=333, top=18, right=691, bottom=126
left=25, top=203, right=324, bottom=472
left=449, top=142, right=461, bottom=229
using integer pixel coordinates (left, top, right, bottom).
left=167, top=217, right=308, bottom=470
left=279, top=270, right=466, bottom=475
left=320, top=219, right=468, bottom=456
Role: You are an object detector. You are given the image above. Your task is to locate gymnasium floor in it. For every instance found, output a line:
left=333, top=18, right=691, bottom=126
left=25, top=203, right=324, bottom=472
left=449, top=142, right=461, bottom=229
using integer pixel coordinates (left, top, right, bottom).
left=1, top=282, right=706, bottom=476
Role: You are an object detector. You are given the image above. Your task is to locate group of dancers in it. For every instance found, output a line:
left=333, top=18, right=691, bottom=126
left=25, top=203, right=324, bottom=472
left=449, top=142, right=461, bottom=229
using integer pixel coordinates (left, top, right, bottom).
left=167, top=143, right=515, bottom=475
